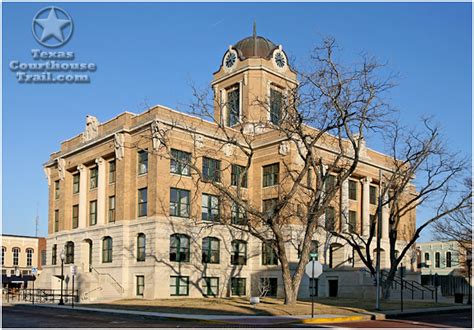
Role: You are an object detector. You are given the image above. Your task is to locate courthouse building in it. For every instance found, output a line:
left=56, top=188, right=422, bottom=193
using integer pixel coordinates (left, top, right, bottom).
left=39, top=31, right=416, bottom=301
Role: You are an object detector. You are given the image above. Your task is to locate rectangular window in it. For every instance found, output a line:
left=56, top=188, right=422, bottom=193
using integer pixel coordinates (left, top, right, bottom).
left=349, top=180, right=357, bottom=200
left=231, top=164, right=248, bottom=188
left=202, top=237, right=220, bottom=264
left=72, top=205, right=79, bottom=229
left=138, top=150, right=148, bottom=175
left=226, top=86, right=240, bottom=127
left=231, top=202, right=248, bottom=225
left=263, top=198, right=278, bottom=218
left=170, top=276, right=189, bottom=296
left=109, top=160, right=116, bottom=184
left=73, top=173, right=80, bottom=194
left=325, top=175, right=336, bottom=192
left=54, top=210, right=59, bottom=232
left=26, top=249, right=33, bottom=266
left=262, top=163, right=279, bottom=187
left=41, top=250, right=46, bottom=266
left=202, top=193, right=219, bottom=222
left=309, top=278, right=319, bottom=297
left=260, top=277, right=278, bottom=297
left=231, top=241, right=247, bottom=265
left=90, top=167, right=98, bottom=190
left=202, top=157, right=221, bottom=182
left=89, top=200, right=97, bottom=225
left=138, top=188, right=148, bottom=217
left=270, top=88, right=283, bottom=125
left=369, top=186, right=377, bottom=205
left=52, top=244, right=57, bottom=265
left=231, top=277, right=246, bottom=296
left=12, top=248, right=19, bottom=266
left=136, top=275, right=145, bottom=296
left=54, top=180, right=60, bottom=200
left=262, top=242, right=278, bottom=265
left=325, top=207, right=335, bottom=231
left=202, top=277, right=219, bottom=297
left=1, top=248, right=4, bottom=266
left=170, top=149, right=191, bottom=176
left=349, top=210, right=357, bottom=233
left=170, top=188, right=190, bottom=218
left=108, top=196, right=116, bottom=223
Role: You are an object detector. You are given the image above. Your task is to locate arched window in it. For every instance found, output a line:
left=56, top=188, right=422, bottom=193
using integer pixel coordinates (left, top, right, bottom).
left=26, top=248, right=34, bottom=267
left=231, top=240, right=247, bottom=265
left=435, top=252, right=440, bottom=268
left=65, top=241, right=74, bottom=264
left=137, top=233, right=146, bottom=262
left=12, top=248, right=20, bottom=266
left=170, top=234, right=190, bottom=262
left=102, top=237, right=113, bottom=263
left=446, top=252, right=452, bottom=268
left=1, top=247, right=5, bottom=266
left=202, top=237, right=220, bottom=264
left=424, top=252, right=430, bottom=267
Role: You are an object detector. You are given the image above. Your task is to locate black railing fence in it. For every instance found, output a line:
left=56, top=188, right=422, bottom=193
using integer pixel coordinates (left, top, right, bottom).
left=2, top=288, right=79, bottom=304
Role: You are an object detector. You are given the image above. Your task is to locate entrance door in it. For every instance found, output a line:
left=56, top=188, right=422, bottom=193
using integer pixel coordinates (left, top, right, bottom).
left=328, top=279, right=338, bottom=297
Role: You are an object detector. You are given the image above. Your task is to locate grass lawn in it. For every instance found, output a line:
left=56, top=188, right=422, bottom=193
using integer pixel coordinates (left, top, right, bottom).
left=84, top=297, right=456, bottom=316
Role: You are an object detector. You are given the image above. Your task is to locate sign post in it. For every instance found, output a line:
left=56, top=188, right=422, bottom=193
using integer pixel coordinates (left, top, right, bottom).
left=70, top=265, right=77, bottom=308
left=31, top=267, right=38, bottom=305
left=399, top=264, right=404, bottom=312
left=305, top=253, right=322, bottom=319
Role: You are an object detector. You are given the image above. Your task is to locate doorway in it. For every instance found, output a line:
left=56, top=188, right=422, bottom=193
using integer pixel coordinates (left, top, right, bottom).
left=328, top=279, right=338, bottom=297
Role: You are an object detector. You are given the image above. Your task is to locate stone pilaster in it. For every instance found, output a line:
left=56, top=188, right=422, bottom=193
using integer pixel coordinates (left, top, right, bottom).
left=361, top=177, right=371, bottom=236
left=77, top=164, right=88, bottom=228
left=96, top=157, right=107, bottom=225
left=341, top=179, right=349, bottom=232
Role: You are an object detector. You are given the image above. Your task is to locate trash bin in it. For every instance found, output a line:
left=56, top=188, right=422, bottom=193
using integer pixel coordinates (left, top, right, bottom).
left=454, top=293, right=464, bottom=303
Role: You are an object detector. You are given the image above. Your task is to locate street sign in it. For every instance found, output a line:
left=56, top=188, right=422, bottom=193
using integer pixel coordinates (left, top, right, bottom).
left=31, top=267, right=38, bottom=276
left=70, top=265, right=77, bottom=276
left=310, top=252, right=318, bottom=259
left=305, top=260, right=323, bottom=278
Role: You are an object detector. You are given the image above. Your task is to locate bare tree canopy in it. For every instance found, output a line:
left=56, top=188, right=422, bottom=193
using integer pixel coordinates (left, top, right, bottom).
left=138, top=36, right=471, bottom=304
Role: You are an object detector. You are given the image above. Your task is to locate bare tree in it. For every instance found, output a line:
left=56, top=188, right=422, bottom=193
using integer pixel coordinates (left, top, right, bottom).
left=332, top=118, right=471, bottom=295
left=146, top=37, right=401, bottom=305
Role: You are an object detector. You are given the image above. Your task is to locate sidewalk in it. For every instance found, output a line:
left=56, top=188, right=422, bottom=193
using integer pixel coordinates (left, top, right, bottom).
left=17, top=303, right=372, bottom=325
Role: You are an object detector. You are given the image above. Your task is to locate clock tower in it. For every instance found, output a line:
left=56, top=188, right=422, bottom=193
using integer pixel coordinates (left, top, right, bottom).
left=211, top=24, right=298, bottom=129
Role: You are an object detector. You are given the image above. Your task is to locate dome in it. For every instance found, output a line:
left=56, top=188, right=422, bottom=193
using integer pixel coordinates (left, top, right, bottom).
left=233, top=35, right=278, bottom=60
left=232, top=23, right=278, bottom=60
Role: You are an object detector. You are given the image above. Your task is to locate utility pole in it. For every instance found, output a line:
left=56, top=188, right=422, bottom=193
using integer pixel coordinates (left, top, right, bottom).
left=375, top=169, right=383, bottom=310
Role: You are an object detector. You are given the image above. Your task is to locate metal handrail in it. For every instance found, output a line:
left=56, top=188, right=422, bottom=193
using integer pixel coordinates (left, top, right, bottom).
left=381, top=270, right=434, bottom=299
left=90, top=266, right=124, bottom=293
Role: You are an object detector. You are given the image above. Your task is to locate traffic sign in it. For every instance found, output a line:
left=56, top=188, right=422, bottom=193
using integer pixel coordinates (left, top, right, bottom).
left=31, top=267, right=38, bottom=276
left=305, top=260, right=323, bottom=278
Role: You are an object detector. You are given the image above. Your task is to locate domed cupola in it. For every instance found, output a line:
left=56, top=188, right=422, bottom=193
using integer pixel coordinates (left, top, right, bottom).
left=233, top=27, right=278, bottom=60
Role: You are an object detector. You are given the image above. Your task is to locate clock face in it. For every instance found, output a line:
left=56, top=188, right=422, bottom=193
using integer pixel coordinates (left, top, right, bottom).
left=274, top=51, right=286, bottom=68
left=225, top=52, right=237, bottom=68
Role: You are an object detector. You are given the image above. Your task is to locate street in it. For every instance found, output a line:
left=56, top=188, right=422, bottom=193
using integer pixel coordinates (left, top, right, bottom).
left=2, top=304, right=472, bottom=328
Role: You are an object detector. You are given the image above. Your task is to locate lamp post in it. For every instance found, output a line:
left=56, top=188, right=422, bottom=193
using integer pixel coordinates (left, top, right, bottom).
left=58, top=249, right=66, bottom=305
left=467, top=253, right=472, bottom=305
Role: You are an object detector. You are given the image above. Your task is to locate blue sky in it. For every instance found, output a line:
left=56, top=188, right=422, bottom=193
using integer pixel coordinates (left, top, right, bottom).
left=2, top=2, right=471, bottom=240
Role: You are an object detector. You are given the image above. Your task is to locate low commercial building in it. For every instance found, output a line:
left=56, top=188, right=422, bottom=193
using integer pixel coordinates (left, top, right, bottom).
left=1, top=234, right=46, bottom=288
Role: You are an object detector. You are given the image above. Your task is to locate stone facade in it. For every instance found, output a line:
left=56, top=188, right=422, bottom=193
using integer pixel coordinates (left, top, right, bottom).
left=1, top=234, right=46, bottom=278
left=39, top=32, right=416, bottom=302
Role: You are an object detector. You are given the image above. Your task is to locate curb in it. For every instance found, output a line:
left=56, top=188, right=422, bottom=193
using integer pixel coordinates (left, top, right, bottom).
left=300, top=314, right=372, bottom=324
left=385, top=305, right=472, bottom=319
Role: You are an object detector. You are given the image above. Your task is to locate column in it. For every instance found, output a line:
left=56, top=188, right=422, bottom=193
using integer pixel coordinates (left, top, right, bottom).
left=382, top=203, right=389, bottom=239
left=361, top=177, right=371, bottom=236
left=96, top=157, right=107, bottom=226
left=77, top=164, right=88, bottom=228
left=341, top=179, right=349, bottom=232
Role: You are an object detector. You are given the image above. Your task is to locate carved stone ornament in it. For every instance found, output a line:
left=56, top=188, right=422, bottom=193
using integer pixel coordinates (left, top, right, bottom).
left=83, top=115, right=100, bottom=142
left=195, top=134, right=204, bottom=149
left=114, top=133, right=125, bottom=160
left=151, top=120, right=163, bottom=151
left=43, top=166, right=51, bottom=185
left=57, top=158, right=66, bottom=181
left=223, top=144, right=234, bottom=157
left=279, top=141, right=290, bottom=156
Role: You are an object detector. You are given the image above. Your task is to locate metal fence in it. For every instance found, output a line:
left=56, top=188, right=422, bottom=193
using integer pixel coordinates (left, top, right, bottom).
left=421, top=274, right=471, bottom=296
left=3, top=288, right=79, bottom=304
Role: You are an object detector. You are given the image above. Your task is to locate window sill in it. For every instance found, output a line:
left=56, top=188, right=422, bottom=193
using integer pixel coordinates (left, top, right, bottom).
left=137, top=173, right=148, bottom=177
left=171, top=173, right=191, bottom=178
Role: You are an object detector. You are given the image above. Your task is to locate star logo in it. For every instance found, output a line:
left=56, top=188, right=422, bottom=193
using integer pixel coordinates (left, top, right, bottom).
left=32, top=7, right=73, bottom=48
